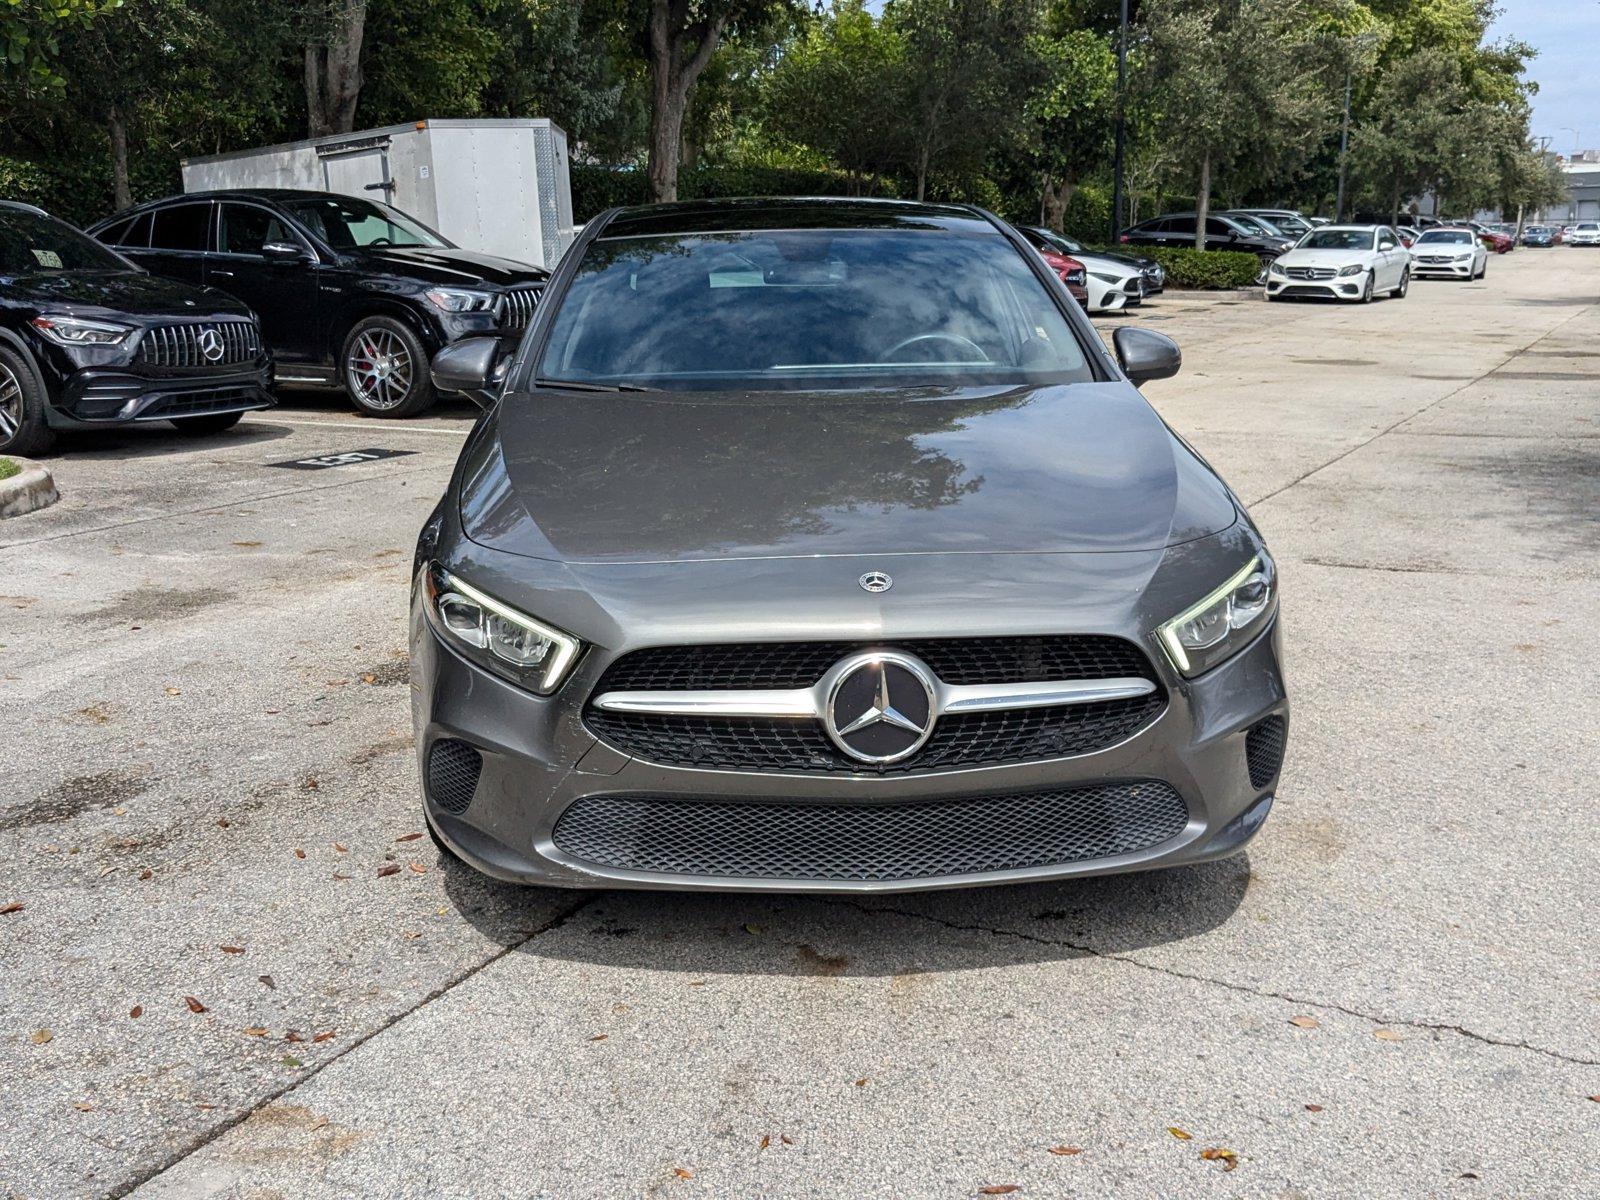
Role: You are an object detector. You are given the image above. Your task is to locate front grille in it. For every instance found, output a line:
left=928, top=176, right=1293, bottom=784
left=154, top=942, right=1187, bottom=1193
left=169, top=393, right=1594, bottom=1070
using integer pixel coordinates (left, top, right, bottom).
left=1418, top=255, right=1456, bottom=265
left=1285, top=266, right=1335, bottom=280
left=139, top=386, right=267, bottom=419
left=585, top=637, right=1165, bottom=774
left=427, top=739, right=482, bottom=814
left=1245, top=716, right=1286, bottom=788
left=551, top=780, right=1189, bottom=882
left=496, top=286, right=541, bottom=331
left=1278, top=286, right=1332, bottom=298
left=136, top=321, right=261, bottom=369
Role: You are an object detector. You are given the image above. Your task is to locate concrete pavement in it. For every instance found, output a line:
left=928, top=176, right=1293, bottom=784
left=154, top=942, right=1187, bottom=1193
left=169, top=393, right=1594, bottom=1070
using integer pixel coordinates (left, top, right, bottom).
left=2, top=250, right=1596, bottom=1198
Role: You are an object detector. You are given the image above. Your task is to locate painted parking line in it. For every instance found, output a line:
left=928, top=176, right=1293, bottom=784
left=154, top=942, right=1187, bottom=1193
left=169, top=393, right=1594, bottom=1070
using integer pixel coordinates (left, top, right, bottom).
left=246, top=414, right=473, bottom=437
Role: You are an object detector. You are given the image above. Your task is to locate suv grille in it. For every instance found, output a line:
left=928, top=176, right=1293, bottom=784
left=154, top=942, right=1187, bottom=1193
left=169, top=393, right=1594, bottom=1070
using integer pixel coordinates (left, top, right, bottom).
left=551, top=781, right=1189, bottom=882
left=497, top=286, right=541, bottom=331
left=585, top=637, right=1166, bottom=774
left=136, top=321, right=261, bottom=369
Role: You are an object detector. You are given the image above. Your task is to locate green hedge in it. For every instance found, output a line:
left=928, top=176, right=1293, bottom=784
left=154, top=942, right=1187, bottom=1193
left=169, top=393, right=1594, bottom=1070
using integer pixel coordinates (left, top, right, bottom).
left=1, top=153, right=180, bottom=226
left=1109, top=245, right=1263, bottom=289
left=572, top=163, right=895, bottom=223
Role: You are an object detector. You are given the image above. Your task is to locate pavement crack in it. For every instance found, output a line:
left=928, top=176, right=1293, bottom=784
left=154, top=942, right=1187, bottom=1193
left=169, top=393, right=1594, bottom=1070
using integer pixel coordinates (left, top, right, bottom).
left=827, top=898, right=1599, bottom=1068
left=107, top=892, right=602, bottom=1200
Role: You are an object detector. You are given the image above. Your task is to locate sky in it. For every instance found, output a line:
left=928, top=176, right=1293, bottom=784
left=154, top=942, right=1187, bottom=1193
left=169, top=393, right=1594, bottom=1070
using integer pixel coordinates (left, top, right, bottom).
left=1488, top=1, right=1600, bottom=155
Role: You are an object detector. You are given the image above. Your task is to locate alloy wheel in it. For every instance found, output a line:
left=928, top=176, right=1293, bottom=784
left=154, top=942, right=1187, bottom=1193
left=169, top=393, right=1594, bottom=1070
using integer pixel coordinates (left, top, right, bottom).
left=0, top=360, right=23, bottom=443
left=347, top=328, right=414, bottom=411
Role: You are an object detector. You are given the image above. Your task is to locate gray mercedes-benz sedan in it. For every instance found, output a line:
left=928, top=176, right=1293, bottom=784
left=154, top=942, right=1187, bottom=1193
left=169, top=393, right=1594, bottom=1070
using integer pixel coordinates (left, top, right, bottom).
left=411, top=197, right=1288, bottom=892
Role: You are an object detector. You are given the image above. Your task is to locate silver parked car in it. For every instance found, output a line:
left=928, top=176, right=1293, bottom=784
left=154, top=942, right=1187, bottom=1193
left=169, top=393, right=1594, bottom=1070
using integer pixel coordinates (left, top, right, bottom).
left=412, top=198, right=1288, bottom=892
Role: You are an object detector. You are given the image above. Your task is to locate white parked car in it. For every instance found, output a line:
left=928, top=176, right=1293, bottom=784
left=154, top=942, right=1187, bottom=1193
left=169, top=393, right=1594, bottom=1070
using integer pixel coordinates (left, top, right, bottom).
left=1409, top=227, right=1490, bottom=279
left=1019, top=226, right=1151, bottom=312
left=1265, top=224, right=1411, bottom=302
left=1569, top=221, right=1600, bottom=246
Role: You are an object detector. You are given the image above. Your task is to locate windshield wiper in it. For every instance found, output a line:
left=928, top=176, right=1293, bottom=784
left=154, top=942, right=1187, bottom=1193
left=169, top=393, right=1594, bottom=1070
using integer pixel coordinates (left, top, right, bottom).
left=532, top=377, right=653, bottom=393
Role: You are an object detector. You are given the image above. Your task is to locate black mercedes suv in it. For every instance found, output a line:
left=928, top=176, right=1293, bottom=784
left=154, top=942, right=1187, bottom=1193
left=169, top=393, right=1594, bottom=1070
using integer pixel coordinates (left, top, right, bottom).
left=90, top=190, right=548, bottom=417
left=1, top=201, right=271, bottom=457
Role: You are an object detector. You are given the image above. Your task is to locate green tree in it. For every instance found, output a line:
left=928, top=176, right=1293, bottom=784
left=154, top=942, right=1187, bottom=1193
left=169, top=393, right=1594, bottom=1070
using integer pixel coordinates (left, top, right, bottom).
left=1025, top=25, right=1116, bottom=231
left=1, top=0, right=121, bottom=92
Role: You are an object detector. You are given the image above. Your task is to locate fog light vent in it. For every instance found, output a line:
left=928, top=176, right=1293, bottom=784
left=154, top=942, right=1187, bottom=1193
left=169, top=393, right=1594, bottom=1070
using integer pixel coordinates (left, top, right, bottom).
left=1245, top=716, right=1287, bottom=789
left=427, top=739, right=482, bottom=814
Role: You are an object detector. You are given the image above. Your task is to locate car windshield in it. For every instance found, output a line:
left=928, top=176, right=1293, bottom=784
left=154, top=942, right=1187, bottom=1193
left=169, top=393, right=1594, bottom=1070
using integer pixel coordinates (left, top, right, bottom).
left=1578, top=223, right=1600, bottom=231
left=1268, top=214, right=1311, bottom=234
left=1229, top=214, right=1272, bottom=234
left=538, top=228, right=1093, bottom=391
left=1418, top=230, right=1472, bottom=245
left=1033, top=228, right=1085, bottom=254
left=0, top=207, right=129, bottom=274
left=283, top=196, right=447, bottom=250
left=1298, top=229, right=1375, bottom=251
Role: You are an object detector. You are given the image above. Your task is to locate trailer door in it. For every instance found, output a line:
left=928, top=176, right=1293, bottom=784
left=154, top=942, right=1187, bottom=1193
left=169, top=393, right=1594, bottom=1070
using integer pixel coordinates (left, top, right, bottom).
left=321, top=145, right=395, bottom=204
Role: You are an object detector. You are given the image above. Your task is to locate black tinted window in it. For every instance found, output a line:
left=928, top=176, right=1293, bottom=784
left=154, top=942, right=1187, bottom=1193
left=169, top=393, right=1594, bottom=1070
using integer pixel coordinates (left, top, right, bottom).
left=149, top=204, right=211, bottom=252
left=1166, top=216, right=1197, bottom=234
left=1205, top=218, right=1236, bottom=235
left=0, top=207, right=129, bottom=273
left=218, top=204, right=296, bottom=254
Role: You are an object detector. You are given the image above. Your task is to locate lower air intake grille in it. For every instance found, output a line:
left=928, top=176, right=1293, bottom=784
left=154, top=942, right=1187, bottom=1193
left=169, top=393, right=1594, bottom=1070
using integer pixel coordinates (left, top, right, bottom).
left=1245, top=716, right=1287, bottom=788
left=552, top=782, right=1188, bottom=882
left=427, top=739, right=482, bottom=814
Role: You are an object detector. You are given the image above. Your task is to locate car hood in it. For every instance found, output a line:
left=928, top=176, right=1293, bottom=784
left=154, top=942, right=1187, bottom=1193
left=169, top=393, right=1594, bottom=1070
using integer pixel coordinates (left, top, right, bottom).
left=458, top=382, right=1238, bottom=564
left=1096, top=250, right=1159, bottom=272
left=1278, top=247, right=1374, bottom=267
left=1074, top=254, right=1141, bottom=279
left=346, top=246, right=549, bottom=287
left=0, top=269, right=251, bottom=319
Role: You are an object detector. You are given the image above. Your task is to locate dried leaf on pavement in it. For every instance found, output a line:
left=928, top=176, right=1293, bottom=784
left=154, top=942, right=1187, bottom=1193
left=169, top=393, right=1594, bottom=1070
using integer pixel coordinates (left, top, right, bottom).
left=0, top=902, right=23, bottom=914
left=978, top=1187, right=1021, bottom=1195
left=293, top=848, right=306, bottom=859
left=588, top=1033, right=608, bottom=1042
left=1047, top=1145, right=1083, bottom=1156
left=409, top=862, right=427, bottom=874
left=1288, top=1015, right=1318, bottom=1029
left=219, top=945, right=245, bottom=954
left=1373, top=1028, right=1403, bottom=1041
left=758, top=1135, right=770, bottom=1150
left=1304, top=1103, right=1323, bottom=1113
left=1200, top=1147, right=1239, bottom=1171
left=129, top=1005, right=142, bottom=1018
left=30, top=1028, right=53, bottom=1045
left=313, top=1031, right=335, bottom=1043
left=396, top=832, right=423, bottom=842
left=244, top=1027, right=268, bottom=1037
left=184, top=996, right=207, bottom=1014
left=1167, top=1126, right=1192, bottom=1140
left=377, top=864, right=401, bottom=877
left=672, top=1167, right=694, bottom=1179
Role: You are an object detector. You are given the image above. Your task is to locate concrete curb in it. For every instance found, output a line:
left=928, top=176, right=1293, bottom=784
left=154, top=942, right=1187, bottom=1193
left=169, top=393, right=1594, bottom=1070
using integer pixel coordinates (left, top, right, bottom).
left=0, top=457, right=60, bottom=519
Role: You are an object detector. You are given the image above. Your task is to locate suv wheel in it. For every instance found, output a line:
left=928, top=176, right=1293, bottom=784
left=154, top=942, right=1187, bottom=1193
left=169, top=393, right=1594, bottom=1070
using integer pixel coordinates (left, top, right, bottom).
left=341, top=316, right=437, bottom=418
left=0, top=346, right=56, bottom=457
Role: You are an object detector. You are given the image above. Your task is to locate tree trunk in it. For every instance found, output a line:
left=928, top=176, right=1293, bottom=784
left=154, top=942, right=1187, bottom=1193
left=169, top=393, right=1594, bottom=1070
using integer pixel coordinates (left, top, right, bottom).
left=915, top=141, right=931, bottom=203
left=645, top=1, right=728, bottom=204
left=1040, top=172, right=1076, bottom=233
left=306, top=0, right=367, bottom=138
left=1194, top=150, right=1211, bottom=251
left=108, top=106, right=131, bottom=212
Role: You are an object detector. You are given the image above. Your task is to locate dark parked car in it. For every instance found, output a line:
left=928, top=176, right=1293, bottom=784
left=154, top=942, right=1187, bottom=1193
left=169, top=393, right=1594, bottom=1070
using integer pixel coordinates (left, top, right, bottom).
left=1521, top=225, right=1554, bottom=247
left=1, top=200, right=270, bottom=457
left=411, top=197, right=1287, bottom=892
left=1120, top=212, right=1292, bottom=269
left=1020, top=226, right=1166, bottom=294
left=90, top=190, right=548, bottom=417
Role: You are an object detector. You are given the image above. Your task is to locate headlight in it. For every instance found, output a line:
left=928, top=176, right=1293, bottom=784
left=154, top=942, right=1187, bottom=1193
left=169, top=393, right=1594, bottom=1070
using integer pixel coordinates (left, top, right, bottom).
left=29, top=315, right=135, bottom=346
left=1156, top=554, right=1276, bottom=677
left=421, top=565, right=581, bottom=694
left=1455, top=251, right=1475, bottom=261
left=1337, top=263, right=1365, bottom=277
left=1090, top=271, right=1121, bottom=284
left=1268, top=260, right=1287, bottom=276
left=423, top=287, right=496, bottom=313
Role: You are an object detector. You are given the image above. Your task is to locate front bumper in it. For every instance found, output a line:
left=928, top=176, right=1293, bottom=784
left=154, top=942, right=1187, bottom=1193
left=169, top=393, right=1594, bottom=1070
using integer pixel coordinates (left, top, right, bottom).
left=1410, top=259, right=1475, bottom=277
left=1265, top=273, right=1366, bottom=300
left=410, top=598, right=1289, bottom=894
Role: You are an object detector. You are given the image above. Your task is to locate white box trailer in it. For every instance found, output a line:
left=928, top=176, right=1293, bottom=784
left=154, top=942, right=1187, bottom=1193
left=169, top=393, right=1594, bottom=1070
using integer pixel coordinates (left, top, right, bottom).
left=180, top=118, right=575, bottom=269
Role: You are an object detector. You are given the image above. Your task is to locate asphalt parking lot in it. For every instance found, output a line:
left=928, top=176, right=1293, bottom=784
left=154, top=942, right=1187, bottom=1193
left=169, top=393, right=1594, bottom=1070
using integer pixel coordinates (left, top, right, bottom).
left=4, top=250, right=1597, bottom=1199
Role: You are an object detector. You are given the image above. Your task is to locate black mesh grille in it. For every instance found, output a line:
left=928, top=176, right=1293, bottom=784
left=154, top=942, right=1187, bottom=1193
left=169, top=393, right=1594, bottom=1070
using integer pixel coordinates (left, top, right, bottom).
left=1245, top=716, right=1286, bottom=788
left=593, top=636, right=1157, bottom=692
left=586, top=695, right=1165, bottom=775
left=427, top=739, right=482, bottom=814
left=136, top=321, right=261, bottom=369
left=552, top=781, right=1189, bottom=882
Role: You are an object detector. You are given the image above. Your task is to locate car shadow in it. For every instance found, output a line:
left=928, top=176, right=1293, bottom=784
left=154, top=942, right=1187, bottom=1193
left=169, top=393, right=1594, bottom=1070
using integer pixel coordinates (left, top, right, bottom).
left=438, top=853, right=1252, bottom=979
left=48, top=418, right=293, bottom=460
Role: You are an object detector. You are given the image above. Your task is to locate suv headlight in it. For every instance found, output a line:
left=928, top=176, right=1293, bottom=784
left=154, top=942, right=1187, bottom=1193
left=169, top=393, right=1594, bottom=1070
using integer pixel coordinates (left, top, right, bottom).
left=30, top=315, right=135, bottom=346
left=1090, top=271, right=1121, bottom=284
left=423, top=287, right=496, bottom=313
left=1337, top=263, right=1365, bottom=277
left=1268, top=260, right=1287, bottom=276
left=1157, top=554, right=1276, bottom=677
left=421, top=565, right=581, bottom=694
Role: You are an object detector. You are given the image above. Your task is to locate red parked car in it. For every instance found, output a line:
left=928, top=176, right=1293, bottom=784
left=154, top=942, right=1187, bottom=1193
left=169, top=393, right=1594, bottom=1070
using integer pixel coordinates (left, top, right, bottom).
left=1036, top=248, right=1089, bottom=305
left=1470, top=222, right=1514, bottom=254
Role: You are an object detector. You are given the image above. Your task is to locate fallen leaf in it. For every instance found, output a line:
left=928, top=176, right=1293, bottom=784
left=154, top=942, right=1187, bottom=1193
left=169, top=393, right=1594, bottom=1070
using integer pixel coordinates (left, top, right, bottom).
left=313, top=1031, right=335, bottom=1043
left=396, top=832, right=423, bottom=842
left=184, top=996, right=207, bottom=1014
left=73, top=1101, right=94, bottom=1112
left=113, top=807, right=127, bottom=816
left=377, top=864, right=400, bottom=877
left=361, top=673, right=377, bottom=684
left=334, top=843, right=347, bottom=853
left=244, top=1027, right=268, bottom=1037
left=1373, top=1028, right=1403, bottom=1041
left=259, top=975, right=275, bottom=990
left=758, top=1135, right=771, bottom=1150
left=0, top=902, right=23, bottom=914
left=854, top=1078, right=869, bottom=1087
left=1288, top=1015, right=1318, bottom=1029
left=744, top=923, right=765, bottom=935
left=409, top=862, right=427, bottom=874
left=780, top=1134, right=794, bottom=1145
left=1047, top=1146, right=1083, bottom=1156
left=195, top=1103, right=215, bottom=1111
left=138, top=870, right=152, bottom=881
left=30, top=1028, right=53, bottom=1045
left=219, top=945, right=245, bottom=955
left=588, top=1033, right=608, bottom=1042
left=282, top=1055, right=303, bottom=1068
left=978, top=1187, right=1021, bottom=1195
left=332, top=872, right=350, bottom=880
left=128, top=1006, right=142, bottom=1019
left=216, top=819, right=230, bottom=828
left=1304, top=1104, right=1323, bottom=1113
left=232, top=540, right=262, bottom=548
left=1167, top=1126, right=1192, bottom=1141
left=164, top=687, right=181, bottom=696
left=293, top=848, right=306, bottom=860
left=285, top=1031, right=304, bottom=1043
left=1200, top=1147, right=1238, bottom=1164
left=672, top=1167, right=694, bottom=1179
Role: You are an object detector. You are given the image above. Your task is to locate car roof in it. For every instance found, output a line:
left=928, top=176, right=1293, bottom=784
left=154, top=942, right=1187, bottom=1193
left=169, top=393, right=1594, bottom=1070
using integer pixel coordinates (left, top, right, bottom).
left=596, top=197, right=995, bottom=240
left=103, top=189, right=363, bottom=219
left=1302, top=224, right=1382, bottom=232
left=0, top=199, right=49, bottom=216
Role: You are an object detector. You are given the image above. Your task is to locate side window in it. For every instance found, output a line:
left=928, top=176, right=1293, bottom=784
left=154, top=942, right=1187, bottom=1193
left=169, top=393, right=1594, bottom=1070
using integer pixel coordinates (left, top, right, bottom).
left=96, top=216, right=134, bottom=245
left=218, top=204, right=295, bottom=255
left=149, top=203, right=212, bottom=252
left=1378, top=228, right=1396, bottom=250
left=1166, top=216, right=1197, bottom=235
left=101, top=212, right=150, bottom=248
left=1204, top=217, right=1234, bottom=236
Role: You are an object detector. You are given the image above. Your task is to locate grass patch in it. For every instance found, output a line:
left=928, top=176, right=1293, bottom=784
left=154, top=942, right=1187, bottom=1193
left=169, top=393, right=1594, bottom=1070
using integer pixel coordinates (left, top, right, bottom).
left=0, top=458, right=20, bottom=482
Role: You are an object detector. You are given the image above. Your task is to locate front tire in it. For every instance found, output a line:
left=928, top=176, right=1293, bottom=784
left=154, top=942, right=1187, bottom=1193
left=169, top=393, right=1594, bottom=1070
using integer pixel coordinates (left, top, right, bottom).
left=0, top=345, right=56, bottom=458
left=1359, top=273, right=1374, bottom=303
left=169, top=411, right=244, bottom=436
left=341, top=316, right=437, bottom=418
left=1390, top=268, right=1409, bottom=299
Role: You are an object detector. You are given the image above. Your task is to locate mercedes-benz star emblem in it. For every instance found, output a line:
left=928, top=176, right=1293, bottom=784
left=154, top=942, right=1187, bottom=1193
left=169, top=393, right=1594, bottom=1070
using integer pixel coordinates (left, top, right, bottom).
left=197, top=327, right=225, bottom=362
left=823, top=651, right=936, bottom=764
left=858, top=570, right=893, bottom=594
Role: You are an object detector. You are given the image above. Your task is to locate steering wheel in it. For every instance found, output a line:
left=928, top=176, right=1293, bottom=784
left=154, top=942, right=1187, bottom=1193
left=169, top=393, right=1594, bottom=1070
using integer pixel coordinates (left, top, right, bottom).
left=367, top=237, right=394, bottom=248
left=879, top=333, right=990, bottom=363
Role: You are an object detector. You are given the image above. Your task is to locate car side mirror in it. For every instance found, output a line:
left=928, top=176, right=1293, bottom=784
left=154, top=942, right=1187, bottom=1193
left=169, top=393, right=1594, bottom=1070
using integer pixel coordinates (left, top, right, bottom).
left=262, top=241, right=309, bottom=265
left=430, top=337, right=507, bottom=409
left=1113, top=326, right=1182, bottom=387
